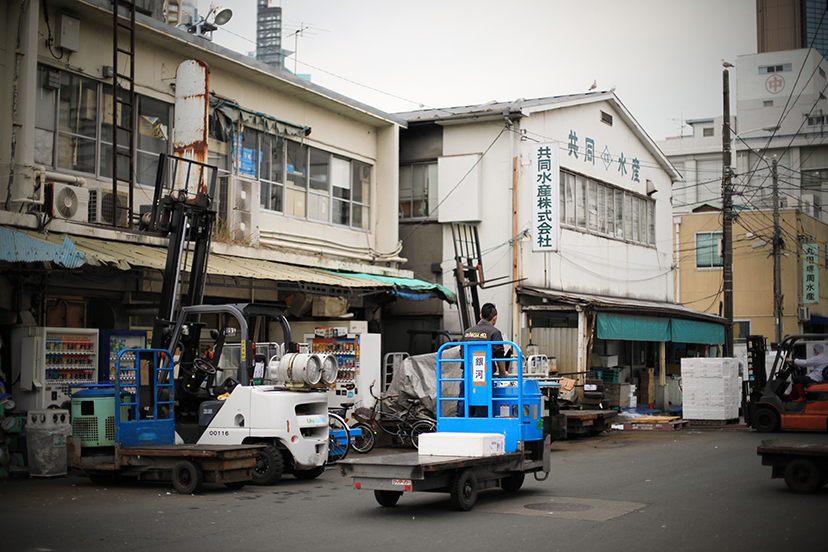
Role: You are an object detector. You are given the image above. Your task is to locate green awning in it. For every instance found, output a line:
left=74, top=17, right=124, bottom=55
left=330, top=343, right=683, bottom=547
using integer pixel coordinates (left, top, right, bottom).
left=597, top=312, right=724, bottom=344
left=597, top=313, right=670, bottom=341
left=670, top=318, right=724, bottom=345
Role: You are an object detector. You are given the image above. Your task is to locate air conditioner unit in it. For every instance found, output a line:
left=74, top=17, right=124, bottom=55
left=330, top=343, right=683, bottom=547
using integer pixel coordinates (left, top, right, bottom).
left=46, top=182, right=89, bottom=222
left=217, top=175, right=260, bottom=245
left=798, top=306, right=811, bottom=322
left=88, top=187, right=129, bottom=227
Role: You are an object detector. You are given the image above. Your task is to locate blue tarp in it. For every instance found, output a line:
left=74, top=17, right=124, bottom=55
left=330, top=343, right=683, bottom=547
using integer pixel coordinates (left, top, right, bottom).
left=331, top=271, right=457, bottom=303
left=0, top=227, right=86, bottom=268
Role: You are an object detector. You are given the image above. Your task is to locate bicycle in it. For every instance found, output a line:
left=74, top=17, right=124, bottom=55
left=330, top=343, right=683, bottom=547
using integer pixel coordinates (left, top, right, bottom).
left=351, top=380, right=436, bottom=450
left=327, top=411, right=350, bottom=463
left=330, top=402, right=376, bottom=455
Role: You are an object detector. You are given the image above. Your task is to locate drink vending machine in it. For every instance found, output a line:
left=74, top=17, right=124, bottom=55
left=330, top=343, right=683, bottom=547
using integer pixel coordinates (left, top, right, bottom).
left=99, top=330, right=148, bottom=383
left=304, top=327, right=381, bottom=409
left=10, top=327, right=100, bottom=411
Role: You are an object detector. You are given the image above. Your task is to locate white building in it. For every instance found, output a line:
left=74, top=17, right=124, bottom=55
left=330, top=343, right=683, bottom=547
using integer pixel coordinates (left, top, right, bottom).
left=397, top=92, right=725, bottom=389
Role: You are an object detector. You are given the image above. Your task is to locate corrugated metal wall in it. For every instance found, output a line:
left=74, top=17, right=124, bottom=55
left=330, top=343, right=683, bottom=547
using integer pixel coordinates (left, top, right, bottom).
left=520, top=327, right=579, bottom=374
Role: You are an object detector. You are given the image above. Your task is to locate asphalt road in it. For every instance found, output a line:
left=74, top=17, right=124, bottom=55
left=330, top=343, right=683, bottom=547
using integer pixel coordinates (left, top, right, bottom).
left=3, top=427, right=826, bottom=552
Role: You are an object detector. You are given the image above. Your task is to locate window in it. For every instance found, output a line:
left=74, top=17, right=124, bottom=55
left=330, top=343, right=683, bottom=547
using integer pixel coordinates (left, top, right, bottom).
left=36, top=65, right=170, bottom=185
left=702, top=127, right=714, bottom=137
left=763, top=100, right=774, bottom=107
left=759, top=63, right=792, bottom=74
left=807, top=114, right=826, bottom=126
left=558, top=170, right=655, bottom=246
left=241, top=130, right=370, bottom=229
left=600, top=111, right=613, bottom=126
left=399, top=162, right=436, bottom=219
left=696, top=232, right=723, bottom=268
left=734, top=320, right=751, bottom=343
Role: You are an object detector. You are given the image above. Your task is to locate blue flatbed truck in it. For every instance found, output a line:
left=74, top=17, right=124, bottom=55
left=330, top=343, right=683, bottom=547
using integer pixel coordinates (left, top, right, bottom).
left=339, top=341, right=560, bottom=511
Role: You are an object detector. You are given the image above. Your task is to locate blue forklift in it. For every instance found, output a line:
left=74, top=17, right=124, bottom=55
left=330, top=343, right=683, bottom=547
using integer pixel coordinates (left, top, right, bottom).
left=339, top=341, right=556, bottom=511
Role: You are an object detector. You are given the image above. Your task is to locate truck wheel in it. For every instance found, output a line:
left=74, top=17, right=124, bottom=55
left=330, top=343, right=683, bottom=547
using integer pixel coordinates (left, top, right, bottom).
left=253, top=444, right=285, bottom=485
left=172, top=461, right=203, bottom=494
left=501, top=471, right=525, bottom=492
left=374, top=490, right=403, bottom=507
left=753, top=408, right=779, bottom=433
left=293, top=466, right=325, bottom=480
left=784, top=459, right=822, bottom=494
left=450, top=469, right=478, bottom=511
left=350, top=422, right=376, bottom=454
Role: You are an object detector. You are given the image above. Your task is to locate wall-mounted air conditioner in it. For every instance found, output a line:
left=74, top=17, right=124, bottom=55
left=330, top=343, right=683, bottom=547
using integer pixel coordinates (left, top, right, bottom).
left=46, top=182, right=89, bottom=222
left=88, top=186, right=129, bottom=227
left=798, top=306, right=811, bottom=322
left=217, top=175, right=260, bottom=245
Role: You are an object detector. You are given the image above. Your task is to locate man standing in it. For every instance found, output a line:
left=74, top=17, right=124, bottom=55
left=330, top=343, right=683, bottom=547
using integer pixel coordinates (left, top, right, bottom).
left=786, top=343, right=828, bottom=402
left=458, top=303, right=508, bottom=417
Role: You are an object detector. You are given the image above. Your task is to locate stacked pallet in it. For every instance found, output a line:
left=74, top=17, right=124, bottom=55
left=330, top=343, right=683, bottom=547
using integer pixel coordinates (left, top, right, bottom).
left=681, top=358, right=740, bottom=421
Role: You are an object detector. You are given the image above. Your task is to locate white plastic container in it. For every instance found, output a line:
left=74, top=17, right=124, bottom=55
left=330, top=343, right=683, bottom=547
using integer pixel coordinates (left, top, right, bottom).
left=418, top=432, right=505, bottom=457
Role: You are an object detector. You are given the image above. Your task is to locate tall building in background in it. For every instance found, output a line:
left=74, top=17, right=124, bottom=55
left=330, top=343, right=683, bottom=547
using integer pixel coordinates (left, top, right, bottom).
left=757, top=0, right=828, bottom=59
left=257, top=0, right=283, bottom=68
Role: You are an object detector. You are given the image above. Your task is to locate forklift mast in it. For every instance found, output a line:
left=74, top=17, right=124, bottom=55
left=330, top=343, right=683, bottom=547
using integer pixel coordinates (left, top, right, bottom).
left=146, top=153, right=218, bottom=354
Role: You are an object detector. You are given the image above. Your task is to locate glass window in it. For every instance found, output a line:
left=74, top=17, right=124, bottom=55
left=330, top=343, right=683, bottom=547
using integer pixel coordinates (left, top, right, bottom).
left=260, top=134, right=284, bottom=212
left=696, top=232, right=723, bottom=268
left=136, top=95, right=170, bottom=186
left=576, top=176, right=587, bottom=228
left=399, top=162, right=433, bottom=219
left=58, top=72, right=98, bottom=173
left=588, top=180, right=598, bottom=231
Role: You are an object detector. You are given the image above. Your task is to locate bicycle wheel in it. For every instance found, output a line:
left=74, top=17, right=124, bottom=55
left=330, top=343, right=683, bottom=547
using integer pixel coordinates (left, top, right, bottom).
left=350, top=422, right=376, bottom=454
left=409, top=419, right=435, bottom=449
left=328, top=412, right=350, bottom=463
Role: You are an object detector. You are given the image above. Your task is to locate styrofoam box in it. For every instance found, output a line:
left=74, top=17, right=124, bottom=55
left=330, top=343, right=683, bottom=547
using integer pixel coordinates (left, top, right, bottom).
left=599, top=355, right=619, bottom=367
left=418, top=432, right=505, bottom=457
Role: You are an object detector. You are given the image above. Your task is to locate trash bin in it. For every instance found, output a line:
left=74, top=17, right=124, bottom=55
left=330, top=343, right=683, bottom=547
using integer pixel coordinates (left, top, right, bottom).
left=25, top=409, right=72, bottom=478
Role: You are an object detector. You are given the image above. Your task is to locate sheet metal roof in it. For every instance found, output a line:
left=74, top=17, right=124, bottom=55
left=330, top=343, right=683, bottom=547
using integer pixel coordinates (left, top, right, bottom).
left=2, top=227, right=392, bottom=289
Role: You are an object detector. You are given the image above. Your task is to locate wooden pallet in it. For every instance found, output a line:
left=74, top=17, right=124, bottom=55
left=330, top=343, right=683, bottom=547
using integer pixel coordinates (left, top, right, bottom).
left=686, top=418, right=741, bottom=427
left=621, top=418, right=689, bottom=431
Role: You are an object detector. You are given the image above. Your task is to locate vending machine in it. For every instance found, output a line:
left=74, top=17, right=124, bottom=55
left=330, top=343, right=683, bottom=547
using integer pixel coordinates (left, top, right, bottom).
left=10, top=326, right=100, bottom=411
left=304, top=327, right=381, bottom=408
left=99, top=330, right=148, bottom=383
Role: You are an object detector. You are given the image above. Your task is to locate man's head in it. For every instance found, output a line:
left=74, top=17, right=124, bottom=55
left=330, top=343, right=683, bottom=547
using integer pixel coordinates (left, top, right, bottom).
left=481, top=303, right=497, bottom=322
left=815, top=344, right=824, bottom=354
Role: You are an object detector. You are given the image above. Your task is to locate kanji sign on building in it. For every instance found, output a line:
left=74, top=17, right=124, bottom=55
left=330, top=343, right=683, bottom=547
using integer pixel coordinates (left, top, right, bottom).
left=802, top=243, right=819, bottom=304
left=533, top=143, right=560, bottom=251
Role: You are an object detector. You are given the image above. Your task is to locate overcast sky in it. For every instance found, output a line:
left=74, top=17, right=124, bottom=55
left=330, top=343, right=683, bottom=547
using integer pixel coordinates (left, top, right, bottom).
left=197, top=0, right=757, bottom=141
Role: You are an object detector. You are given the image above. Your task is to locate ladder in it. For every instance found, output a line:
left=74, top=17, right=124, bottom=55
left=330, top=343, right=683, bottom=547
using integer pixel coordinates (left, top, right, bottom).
left=111, top=0, right=136, bottom=228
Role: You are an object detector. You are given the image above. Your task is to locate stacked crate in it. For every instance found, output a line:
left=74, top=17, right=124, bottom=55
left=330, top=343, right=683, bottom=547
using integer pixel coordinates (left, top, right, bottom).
left=638, top=368, right=655, bottom=406
left=680, top=358, right=740, bottom=420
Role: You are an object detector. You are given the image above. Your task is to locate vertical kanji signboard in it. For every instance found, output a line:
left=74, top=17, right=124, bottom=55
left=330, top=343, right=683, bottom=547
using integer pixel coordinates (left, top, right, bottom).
left=802, top=243, right=819, bottom=304
left=533, top=144, right=560, bottom=252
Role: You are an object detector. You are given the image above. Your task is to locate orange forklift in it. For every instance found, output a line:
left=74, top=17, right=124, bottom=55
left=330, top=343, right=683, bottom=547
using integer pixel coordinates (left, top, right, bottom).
left=744, top=334, right=828, bottom=433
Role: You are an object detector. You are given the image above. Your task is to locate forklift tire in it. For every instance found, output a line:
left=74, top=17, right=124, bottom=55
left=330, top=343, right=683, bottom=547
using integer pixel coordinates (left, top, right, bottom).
left=293, top=466, right=325, bottom=480
left=501, top=471, right=525, bottom=492
left=224, top=481, right=246, bottom=490
left=784, top=459, right=822, bottom=494
left=172, top=460, right=203, bottom=494
left=753, top=408, right=779, bottom=433
left=450, top=469, right=479, bottom=511
left=252, top=444, right=285, bottom=485
left=374, top=490, right=403, bottom=507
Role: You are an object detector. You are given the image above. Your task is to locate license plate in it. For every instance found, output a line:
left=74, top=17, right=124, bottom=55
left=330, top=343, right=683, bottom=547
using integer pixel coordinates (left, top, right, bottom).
left=392, top=479, right=412, bottom=486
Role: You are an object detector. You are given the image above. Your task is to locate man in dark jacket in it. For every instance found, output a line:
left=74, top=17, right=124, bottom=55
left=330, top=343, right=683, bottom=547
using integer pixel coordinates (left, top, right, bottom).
left=458, top=303, right=508, bottom=416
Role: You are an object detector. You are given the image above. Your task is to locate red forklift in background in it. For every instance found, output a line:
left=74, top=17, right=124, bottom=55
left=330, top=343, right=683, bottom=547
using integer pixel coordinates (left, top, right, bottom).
left=743, top=334, right=828, bottom=433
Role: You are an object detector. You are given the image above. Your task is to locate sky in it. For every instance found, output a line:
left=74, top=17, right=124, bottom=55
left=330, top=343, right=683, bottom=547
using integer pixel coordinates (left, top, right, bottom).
left=196, top=0, right=757, bottom=141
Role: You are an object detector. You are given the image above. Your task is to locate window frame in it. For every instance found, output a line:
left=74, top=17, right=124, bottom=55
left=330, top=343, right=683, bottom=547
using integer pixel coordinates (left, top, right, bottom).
left=695, top=231, right=724, bottom=269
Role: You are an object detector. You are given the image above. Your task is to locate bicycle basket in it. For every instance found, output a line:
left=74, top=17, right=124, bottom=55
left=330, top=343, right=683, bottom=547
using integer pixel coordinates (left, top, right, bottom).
left=353, top=406, right=376, bottom=424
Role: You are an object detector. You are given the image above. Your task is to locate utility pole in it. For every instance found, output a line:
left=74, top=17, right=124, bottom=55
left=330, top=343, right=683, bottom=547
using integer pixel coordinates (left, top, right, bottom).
left=722, top=68, right=734, bottom=357
left=772, top=158, right=783, bottom=344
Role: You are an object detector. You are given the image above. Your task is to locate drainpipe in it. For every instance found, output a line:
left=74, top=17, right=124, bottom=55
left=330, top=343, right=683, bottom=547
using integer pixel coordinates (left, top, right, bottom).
left=5, top=0, right=30, bottom=211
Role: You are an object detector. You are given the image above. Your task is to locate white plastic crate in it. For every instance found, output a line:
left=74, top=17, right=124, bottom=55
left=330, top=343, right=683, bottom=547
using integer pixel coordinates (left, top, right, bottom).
left=418, top=432, right=505, bottom=457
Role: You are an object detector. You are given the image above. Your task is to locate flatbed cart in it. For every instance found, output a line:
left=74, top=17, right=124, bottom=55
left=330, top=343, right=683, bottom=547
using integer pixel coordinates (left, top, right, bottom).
left=757, top=439, right=828, bottom=494
left=68, top=349, right=262, bottom=494
left=340, top=341, right=553, bottom=511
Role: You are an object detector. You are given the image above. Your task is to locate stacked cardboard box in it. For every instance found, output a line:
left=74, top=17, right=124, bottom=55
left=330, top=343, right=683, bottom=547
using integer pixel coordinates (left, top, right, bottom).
left=638, top=368, right=655, bottom=406
left=680, top=358, right=740, bottom=420
left=604, top=382, right=631, bottom=407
